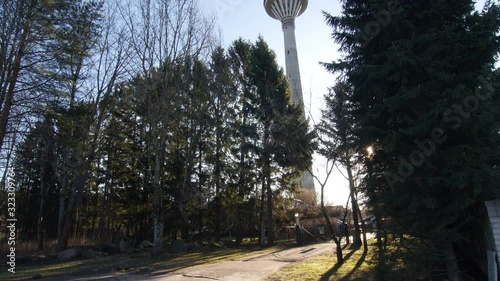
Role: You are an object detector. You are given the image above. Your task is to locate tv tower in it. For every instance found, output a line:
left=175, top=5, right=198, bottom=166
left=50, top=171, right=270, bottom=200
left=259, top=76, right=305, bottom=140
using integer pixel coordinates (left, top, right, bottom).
left=264, top=0, right=315, bottom=193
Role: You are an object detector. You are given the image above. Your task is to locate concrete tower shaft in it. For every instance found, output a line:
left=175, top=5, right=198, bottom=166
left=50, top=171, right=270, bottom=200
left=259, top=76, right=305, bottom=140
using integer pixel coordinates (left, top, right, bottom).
left=264, top=0, right=315, bottom=194
left=264, top=0, right=308, bottom=106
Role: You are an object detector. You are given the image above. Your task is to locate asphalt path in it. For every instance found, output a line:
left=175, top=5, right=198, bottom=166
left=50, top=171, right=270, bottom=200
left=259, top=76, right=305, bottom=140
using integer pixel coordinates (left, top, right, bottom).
left=51, top=242, right=336, bottom=281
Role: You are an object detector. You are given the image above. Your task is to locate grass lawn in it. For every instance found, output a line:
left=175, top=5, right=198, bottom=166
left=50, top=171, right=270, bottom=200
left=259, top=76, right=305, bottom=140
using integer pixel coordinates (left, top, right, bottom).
left=266, top=244, right=378, bottom=281
left=2, top=238, right=423, bottom=281
left=0, top=244, right=283, bottom=281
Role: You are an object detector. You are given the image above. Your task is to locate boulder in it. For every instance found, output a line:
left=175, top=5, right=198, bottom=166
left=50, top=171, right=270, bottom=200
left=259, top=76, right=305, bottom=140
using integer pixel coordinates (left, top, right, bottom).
left=138, top=240, right=153, bottom=249
left=171, top=239, right=186, bottom=253
left=208, top=242, right=224, bottom=250
left=95, top=243, right=120, bottom=254
left=58, top=248, right=82, bottom=260
left=223, top=240, right=236, bottom=248
left=36, top=254, right=47, bottom=261
left=16, top=255, right=32, bottom=264
left=48, top=250, right=58, bottom=259
left=82, top=249, right=103, bottom=259
left=185, top=242, right=202, bottom=251
left=120, top=239, right=134, bottom=253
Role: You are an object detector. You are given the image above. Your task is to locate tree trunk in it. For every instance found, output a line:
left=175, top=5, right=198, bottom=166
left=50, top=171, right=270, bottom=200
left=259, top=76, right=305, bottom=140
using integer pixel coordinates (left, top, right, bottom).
left=214, top=196, right=221, bottom=242
left=345, top=158, right=361, bottom=247
left=266, top=176, right=274, bottom=246
left=36, top=177, right=45, bottom=251
left=152, top=135, right=165, bottom=256
left=259, top=178, right=266, bottom=248
left=59, top=168, right=87, bottom=250
left=1, top=131, right=17, bottom=188
left=262, top=124, right=273, bottom=246
left=358, top=207, right=368, bottom=251
left=56, top=158, right=68, bottom=250
left=0, top=0, right=36, bottom=154
left=197, top=144, right=204, bottom=241
left=214, top=136, right=222, bottom=242
left=341, top=195, right=351, bottom=245
left=375, top=212, right=383, bottom=257
left=444, top=240, right=463, bottom=281
left=98, top=183, right=107, bottom=242
left=321, top=179, right=342, bottom=264
left=350, top=194, right=362, bottom=246
left=152, top=216, right=164, bottom=256
left=58, top=101, right=105, bottom=250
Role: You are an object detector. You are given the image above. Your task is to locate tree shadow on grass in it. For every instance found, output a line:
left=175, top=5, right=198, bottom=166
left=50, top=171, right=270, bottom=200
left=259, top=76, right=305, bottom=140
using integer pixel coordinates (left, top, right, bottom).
left=339, top=247, right=367, bottom=281
left=319, top=246, right=368, bottom=281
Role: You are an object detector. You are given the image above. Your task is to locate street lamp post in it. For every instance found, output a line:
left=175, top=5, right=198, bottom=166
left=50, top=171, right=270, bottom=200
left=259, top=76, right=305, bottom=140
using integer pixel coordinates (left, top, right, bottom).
left=295, top=213, right=301, bottom=245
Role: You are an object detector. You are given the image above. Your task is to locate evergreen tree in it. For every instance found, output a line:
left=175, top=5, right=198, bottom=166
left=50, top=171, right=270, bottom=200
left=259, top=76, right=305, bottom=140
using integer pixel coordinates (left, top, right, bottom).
left=207, top=47, right=238, bottom=241
left=98, top=84, right=148, bottom=242
left=249, top=37, right=314, bottom=246
left=13, top=117, right=58, bottom=246
left=324, top=1, right=500, bottom=279
left=174, top=57, right=212, bottom=241
left=228, top=38, right=261, bottom=244
left=46, top=0, right=104, bottom=251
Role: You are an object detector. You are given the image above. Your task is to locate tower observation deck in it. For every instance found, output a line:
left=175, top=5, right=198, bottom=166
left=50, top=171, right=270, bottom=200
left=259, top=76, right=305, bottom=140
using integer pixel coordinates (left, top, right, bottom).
left=264, top=0, right=315, bottom=193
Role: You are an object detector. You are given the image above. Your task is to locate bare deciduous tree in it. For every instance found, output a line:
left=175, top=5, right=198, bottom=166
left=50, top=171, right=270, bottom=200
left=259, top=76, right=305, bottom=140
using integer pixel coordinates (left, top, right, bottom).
left=56, top=0, right=132, bottom=251
left=309, top=159, right=345, bottom=264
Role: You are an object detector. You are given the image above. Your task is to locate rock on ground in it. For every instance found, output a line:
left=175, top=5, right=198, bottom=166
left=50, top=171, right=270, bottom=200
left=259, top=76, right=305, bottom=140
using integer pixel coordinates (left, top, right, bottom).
left=138, top=240, right=153, bottom=249
left=171, top=240, right=186, bottom=253
left=57, top=248, right=82, bottom=260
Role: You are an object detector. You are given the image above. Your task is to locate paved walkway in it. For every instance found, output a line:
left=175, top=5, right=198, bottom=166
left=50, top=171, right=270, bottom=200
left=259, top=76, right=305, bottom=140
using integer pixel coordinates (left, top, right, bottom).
left=52, top=242, right=336, bottom=281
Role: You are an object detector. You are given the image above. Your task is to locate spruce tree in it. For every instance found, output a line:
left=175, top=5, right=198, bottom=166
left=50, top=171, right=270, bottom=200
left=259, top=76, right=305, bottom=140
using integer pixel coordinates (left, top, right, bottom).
left=228, top=38, right=261, bottom=245
left=324, top=0, right=500, bottom=279
left=249, top=37, right=314, bottom=246
left=208, top=47, right=238, bottom=241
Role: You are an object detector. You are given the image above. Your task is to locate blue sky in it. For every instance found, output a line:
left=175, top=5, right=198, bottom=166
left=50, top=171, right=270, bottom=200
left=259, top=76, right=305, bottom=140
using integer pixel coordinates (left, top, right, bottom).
left=200, top=0, right=489, bottom=206
left=200, top=0, right=346, bottom=205
left=201, top=1, right=341, bottom=114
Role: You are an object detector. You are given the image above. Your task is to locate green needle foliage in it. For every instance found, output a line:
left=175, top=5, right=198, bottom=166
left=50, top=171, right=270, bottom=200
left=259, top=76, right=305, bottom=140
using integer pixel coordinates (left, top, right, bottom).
left=323, top=0, right=500, bottom=279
